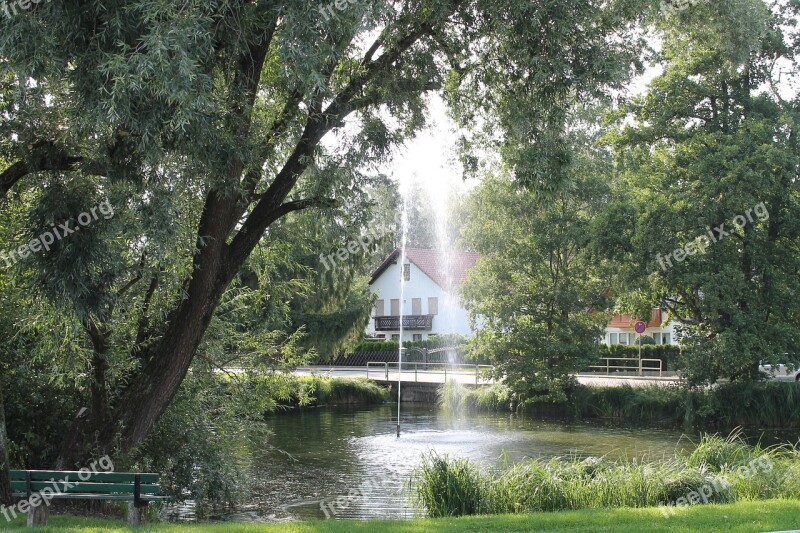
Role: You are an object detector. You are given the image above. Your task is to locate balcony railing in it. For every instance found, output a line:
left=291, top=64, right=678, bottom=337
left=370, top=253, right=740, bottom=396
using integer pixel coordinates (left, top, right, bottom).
left=374, top=315, right=434, bottom=331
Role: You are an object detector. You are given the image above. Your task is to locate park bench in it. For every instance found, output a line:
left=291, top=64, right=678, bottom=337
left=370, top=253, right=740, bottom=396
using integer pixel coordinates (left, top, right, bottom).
left=8, top=469, right=169, bottom=527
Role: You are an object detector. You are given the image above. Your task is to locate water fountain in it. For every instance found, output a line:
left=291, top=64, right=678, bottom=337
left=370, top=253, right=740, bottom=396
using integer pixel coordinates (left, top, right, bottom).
left=397, top=188, right=409, bottom=438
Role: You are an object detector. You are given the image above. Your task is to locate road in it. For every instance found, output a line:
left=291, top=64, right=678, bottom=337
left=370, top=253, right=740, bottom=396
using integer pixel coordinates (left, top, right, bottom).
left=294, top=366, right=681, bottom=388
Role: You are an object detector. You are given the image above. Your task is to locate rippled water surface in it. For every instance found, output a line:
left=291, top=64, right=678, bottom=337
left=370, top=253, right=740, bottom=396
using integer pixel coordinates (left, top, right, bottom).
left=188, top=404, right=694, bottom=522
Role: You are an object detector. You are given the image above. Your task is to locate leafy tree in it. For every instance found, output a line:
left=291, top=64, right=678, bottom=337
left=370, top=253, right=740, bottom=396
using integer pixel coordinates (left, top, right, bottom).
left=0, top=0, right=644, bottom=464
left=605, top=0, right=800, bottom=383
left=461, top=131, right=614, bottom=401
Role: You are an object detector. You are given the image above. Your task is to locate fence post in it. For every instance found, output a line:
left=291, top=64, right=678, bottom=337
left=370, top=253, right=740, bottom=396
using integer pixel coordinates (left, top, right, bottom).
left=415, top=364, right=418, bottom=383
left=475, top=365, right=479, bottom=385
left=606, top=358, right=610, bottom=375
left=385, top=362, right=388, bottom=381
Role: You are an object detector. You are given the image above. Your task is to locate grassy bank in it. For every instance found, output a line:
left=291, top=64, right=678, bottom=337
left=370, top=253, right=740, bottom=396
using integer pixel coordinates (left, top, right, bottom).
left=1, top=500, right=800, bottom=532
left=439, top=380, right=800, bottom=430
left=413, top=434, right=800, bottom=518
left=279, top=376, right=389, bottom=408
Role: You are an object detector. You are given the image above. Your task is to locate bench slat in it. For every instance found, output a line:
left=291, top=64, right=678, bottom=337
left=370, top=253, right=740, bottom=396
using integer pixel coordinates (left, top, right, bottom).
left=11, top=492, right=171, bottom=501
left=10, top=481, right=161, bottom=494
left=9, top=471, right=160, bottom=484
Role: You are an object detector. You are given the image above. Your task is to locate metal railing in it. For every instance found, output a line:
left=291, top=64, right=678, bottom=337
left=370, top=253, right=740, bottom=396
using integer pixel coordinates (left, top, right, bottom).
left=587, top=357, right=663, bottom=377
left=374, top=315, right=434, bottom=331
left=367, top=362, right=495, bottom=385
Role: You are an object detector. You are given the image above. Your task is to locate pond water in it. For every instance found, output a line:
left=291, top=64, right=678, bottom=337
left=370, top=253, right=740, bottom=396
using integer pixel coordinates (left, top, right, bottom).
left=194, top=404, right=698, bottom=522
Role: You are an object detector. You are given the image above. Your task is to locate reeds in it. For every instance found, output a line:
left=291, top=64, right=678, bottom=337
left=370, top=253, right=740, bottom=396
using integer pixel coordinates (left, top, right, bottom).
left=411, top=433, right=800, bottom=517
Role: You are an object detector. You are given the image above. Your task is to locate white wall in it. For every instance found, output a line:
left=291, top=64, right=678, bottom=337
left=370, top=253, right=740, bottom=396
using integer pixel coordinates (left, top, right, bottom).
left=367, top=259, right=472, bottom=342
left=603, top=321, right=680, bottom=346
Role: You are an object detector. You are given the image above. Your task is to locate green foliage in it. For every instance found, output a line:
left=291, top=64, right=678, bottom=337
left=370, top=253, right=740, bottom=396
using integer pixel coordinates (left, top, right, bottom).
left=353, top=334, right=468, bottom=354
left=413, top=437, right=800, bottom=517
left=443, top=382, right=800, bottom=431
left=603, top=0, right=800, bottom=384
left=285, top=376, right=389, bottom=407
left=438, top=380, right=515, bottom=413
left=412, top=452, right=484, bottom=518
left=461, top=165, right=614, bottom=402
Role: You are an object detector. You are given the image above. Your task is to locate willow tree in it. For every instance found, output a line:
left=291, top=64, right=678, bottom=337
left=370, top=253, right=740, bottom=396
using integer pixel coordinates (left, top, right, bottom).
left=0, top=0, right=643, bottom=465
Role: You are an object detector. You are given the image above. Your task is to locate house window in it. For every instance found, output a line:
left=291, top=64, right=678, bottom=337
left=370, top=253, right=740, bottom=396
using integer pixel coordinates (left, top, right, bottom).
left=663, top=333, right=672, bottom=345
left=375, top=299, right=385, bottom=317
left=428, top=297, right=438, bottom=315
left=390, top=299, right=400, bottom=316
left=391, top=334, right=400, bottom=341
left=619, top=333, right=629, bottom=345
left=403, top=264, right=411, bottom=281
left=653, top=332, right=662, bottom=344
left=412, top=298, right=422, bottom=315
left=609, top=333, right=618, bottom=345
left=413, top=334, right=423, bottom=342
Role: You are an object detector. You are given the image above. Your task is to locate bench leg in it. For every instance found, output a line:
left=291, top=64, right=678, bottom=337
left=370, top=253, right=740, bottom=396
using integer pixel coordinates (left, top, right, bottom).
left=127, top=502, right=149, bottom=526
left=26, top=503, right=49, bottom=527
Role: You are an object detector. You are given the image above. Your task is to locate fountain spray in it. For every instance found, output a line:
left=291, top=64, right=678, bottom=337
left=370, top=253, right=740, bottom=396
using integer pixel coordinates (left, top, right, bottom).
left=397, top=189, right=409, bottom=438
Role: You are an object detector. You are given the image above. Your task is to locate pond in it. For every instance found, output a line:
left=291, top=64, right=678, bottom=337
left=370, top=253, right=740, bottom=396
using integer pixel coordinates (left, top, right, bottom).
left=191, top=404, right=701, bottom=522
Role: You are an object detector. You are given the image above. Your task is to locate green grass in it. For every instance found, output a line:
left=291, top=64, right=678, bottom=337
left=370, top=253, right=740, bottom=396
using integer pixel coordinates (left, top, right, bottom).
left=1, top=500, right=799, bottom=532
left=412, top=434, right=800, bottom=517
left=296, top=376, right=389, bottom=406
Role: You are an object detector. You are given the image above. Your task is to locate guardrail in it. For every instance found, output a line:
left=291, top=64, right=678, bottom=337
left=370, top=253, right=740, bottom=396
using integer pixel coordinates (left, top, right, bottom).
left=367, top=362, right=495, bottom=385
left=587, top=357, right=663, bottom=377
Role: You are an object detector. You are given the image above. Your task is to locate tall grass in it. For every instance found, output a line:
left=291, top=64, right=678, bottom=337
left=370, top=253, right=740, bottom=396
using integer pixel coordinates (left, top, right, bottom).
left=438, top=380, right=514, bottom=413
left=412, top=434, right=800, bottom=517
left=292, top=376, right=389, bottom=406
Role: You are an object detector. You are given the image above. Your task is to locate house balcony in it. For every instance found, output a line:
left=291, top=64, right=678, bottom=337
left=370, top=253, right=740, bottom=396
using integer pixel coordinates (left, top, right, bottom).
left=374, top=315, right=434, bottom=331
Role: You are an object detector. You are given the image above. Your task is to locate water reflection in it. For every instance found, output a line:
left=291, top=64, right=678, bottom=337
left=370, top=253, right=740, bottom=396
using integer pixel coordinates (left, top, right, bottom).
left=178, top=404, right=695, bottom=522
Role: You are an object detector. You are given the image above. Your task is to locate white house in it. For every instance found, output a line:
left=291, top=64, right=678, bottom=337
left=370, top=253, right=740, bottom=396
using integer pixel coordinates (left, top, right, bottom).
left=366, top=248, right=680, bottom=346
left=366, top=248, right=480, bottom=342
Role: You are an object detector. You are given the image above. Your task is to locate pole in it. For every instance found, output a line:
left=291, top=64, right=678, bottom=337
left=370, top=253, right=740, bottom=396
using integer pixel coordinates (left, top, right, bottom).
left=638, top=333, right=642, bottom=376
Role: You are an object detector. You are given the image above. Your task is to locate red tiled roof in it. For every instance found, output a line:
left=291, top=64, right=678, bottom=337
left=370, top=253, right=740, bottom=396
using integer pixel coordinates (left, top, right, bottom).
left=369, top=248, right=481, bottom=291
left=608, top=309, right=664, bottom=329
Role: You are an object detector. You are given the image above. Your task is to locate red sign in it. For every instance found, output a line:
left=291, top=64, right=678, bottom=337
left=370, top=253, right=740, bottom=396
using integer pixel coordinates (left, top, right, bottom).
left=634, top=321, right=647, bottom=334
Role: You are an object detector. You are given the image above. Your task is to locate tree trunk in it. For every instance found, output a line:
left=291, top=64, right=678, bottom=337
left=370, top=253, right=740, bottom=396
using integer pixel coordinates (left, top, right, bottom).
left=0, top=390, right=13, bottom=506
left=58, top=192, right=242, bottom=464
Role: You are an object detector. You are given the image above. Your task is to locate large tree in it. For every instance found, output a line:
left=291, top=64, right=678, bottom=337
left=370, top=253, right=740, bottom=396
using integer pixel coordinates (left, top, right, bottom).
left=461, top=119, right=616, bottom=401
left=605, top=0, right=800, bottom=383
left=0, top=0, right=642, bottom=464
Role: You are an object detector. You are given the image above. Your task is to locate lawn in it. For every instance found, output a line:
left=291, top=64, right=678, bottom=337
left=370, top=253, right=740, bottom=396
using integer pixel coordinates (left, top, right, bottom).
left=1, top=500, right=799, bottom=532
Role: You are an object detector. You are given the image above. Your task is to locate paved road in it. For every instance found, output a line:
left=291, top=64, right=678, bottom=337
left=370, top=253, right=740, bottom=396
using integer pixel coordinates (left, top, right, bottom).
left=294, top=366, right=681, bottom=387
